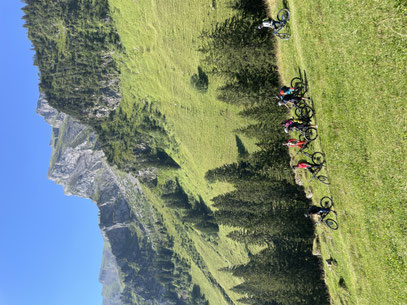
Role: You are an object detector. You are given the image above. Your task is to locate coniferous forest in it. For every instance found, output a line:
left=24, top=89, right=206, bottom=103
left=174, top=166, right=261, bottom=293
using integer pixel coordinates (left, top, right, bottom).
left=199, top=2, right=330, bottom=304
left=22, top=0, right=122, bottom=122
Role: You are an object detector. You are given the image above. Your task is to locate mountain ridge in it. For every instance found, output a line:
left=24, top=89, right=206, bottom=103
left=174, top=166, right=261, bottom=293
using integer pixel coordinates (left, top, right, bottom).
left=37, top=95, right=164, bottom=305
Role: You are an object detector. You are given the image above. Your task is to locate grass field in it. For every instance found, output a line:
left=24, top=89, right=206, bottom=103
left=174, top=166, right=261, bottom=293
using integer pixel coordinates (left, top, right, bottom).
left=106, top=0, right=262, bottom=303
left=267, top=0, right=407, bottom=304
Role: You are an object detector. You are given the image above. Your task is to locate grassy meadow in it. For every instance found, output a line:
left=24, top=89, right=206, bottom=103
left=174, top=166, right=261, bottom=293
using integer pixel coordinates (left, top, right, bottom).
left=106, top=0, right=261, bottom=303
left=267, top=0, right=407, bottom=304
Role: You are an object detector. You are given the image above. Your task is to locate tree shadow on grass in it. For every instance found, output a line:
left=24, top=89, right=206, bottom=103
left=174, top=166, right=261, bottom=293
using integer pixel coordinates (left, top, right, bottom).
left=228, top=0, right=268, bottom=18
left=190, top=66, right=209, bottom=93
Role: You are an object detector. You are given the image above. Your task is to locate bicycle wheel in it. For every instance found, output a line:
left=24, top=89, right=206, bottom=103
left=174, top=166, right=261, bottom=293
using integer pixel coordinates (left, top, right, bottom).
left=290, top=77, right=303, bottom=88
left=304, top=127, right=318, bottom=141
left=317, top=175, right=330, bottom=185
left=325, top=218, right=338, bottom=230
left=312, top=152, right=325, bottom=165
left=291, top=79, right=306, bottom=96
left=295, top=105, right=314, bottom=119
left=320, top=196, right=333, bottom=209
left=276, top=33, right=291, bottom=40
left=277, top=9, right=290, bottom=22
left=293, top=98, right=305, bottom=106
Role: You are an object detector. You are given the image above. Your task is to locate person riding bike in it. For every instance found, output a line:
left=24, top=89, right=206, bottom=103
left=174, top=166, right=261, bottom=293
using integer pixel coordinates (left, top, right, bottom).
left=283, top=139, right=307, bottom=149
left=257, top=18, right=281, bottom=31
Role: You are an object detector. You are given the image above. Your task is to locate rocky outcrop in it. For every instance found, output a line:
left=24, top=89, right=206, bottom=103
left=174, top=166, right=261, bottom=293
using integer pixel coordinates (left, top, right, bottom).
left=36, top=95, right=163, bottom=305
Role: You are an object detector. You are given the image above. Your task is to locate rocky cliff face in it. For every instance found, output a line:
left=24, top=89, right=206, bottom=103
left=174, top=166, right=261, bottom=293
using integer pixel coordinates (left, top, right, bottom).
left=36, top=94, right=163, bottom=305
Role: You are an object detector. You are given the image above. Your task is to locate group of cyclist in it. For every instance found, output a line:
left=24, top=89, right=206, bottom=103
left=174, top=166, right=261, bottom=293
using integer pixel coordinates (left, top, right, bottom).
left=277, top=82, right=337, bottom=223
left=278, top=85, right=315, bottom=149
left=258, top=9, right=337, bottom=226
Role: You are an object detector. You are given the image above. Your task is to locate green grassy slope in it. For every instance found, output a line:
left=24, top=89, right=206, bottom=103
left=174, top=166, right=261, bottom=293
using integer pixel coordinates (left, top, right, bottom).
left=108, top=0, right=260, bottom=197
left=267, top=0, right=407, bottom=304
left=106, top=0, right=261, bottom=303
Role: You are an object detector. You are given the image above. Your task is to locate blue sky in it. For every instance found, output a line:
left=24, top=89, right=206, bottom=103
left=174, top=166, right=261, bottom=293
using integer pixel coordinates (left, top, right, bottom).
left=0, top=2, right=104, bottom=305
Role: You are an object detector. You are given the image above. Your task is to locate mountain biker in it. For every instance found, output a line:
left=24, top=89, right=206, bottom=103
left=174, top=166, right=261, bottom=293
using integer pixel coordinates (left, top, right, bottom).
left=282, top=118, right=297, bottom=128
left=282, top=119, right=317, bottom=133
left=283, top=138, right=307, bottom=148
left=280, top=86, right=294, bottom=96
left=277, top=93, right=310, bottom=108
left=305, top=205, right=330, bottom=217
left=292, top=161, right=321, bottom=174
left=257, top=18, right=281, bottom=31
left=292, top=162, right=313, bottom=170
left=282, top=119, right=304, bottom=133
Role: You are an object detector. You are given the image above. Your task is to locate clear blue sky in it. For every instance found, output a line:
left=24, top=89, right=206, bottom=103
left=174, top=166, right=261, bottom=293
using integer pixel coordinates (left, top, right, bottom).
left=0, top=2, right=104, bottom=305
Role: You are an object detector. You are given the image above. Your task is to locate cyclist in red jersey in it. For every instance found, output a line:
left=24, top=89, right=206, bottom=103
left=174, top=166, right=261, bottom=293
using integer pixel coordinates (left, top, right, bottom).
left=292, top=162, right=312, bottom=170
left=283, top=138, right=307, bottom=148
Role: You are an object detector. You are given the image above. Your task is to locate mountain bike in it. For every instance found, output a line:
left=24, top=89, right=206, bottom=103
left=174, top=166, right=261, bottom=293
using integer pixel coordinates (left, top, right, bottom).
left=274, top=9, right=291, bottom=40
left=294, top=103, right=314, bottom=120
left=308, top=163, right=329, bottom=185
left=316, top=197, right=338, bottom=230
left=296, top=126, right=318, bottom=141
left=290, top=76, right=308, bottom=97
left=276, top=96, right=314, bottom=119
left=285, top=123, right=317, bottom=141
left=292, top=97, right=314, bottom=119
left=301, top=151, right=326, bottom=165
left=304, top=152, right=329, bottom=184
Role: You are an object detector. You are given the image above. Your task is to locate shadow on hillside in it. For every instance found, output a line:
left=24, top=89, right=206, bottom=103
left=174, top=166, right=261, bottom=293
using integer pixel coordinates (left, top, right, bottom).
left=190, top=66, right=209, bottom=93
left=229, top=0, right=267, bottom=18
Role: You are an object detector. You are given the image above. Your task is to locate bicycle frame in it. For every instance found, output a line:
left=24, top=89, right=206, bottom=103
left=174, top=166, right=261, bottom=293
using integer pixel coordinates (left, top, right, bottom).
left=308, top=165, right=325, bottom=183
left=315, top=210, right=338, bottom=230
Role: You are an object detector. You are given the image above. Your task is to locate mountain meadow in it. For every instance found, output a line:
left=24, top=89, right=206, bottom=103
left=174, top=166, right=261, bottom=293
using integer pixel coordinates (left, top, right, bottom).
left=267, top=0, right=407, bottom=304
left=23, top=0, right=406, bottom=305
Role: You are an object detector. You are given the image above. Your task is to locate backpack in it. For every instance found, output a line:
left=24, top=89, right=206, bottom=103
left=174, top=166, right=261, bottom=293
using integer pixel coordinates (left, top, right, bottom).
left=280, top=86, right=294, bottom=95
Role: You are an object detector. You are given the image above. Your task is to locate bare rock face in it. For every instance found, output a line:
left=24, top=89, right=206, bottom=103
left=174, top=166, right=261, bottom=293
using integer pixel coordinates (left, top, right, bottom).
left=37, top=96, right=129, bottom=305
left=36, top=93, right=66, bottom=128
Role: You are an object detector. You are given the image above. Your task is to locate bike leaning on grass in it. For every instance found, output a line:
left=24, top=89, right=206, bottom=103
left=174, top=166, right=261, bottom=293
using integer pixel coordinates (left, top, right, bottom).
left=305, top=197, right=338, bottom=230
left=257, top=9, right=291, bottom=40
left=292, top=151, right=329, bottom=184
